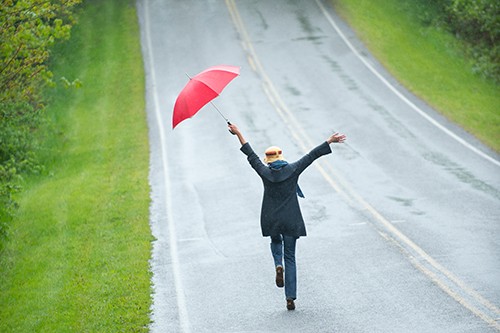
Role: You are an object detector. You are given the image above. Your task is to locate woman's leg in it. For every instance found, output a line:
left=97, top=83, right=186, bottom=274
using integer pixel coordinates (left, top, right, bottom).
left=283, top=235, right=297, bottom=301
left=270, top=235, right=283, bottom=267
left=270, top=235, right=284, bottom=288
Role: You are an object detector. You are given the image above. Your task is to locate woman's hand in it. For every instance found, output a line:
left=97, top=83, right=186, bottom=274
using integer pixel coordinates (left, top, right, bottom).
left=228, top=123, right=247, bottom=145
left=228, top=123, right=240, bottom=136
left=327, top=132, right=346, bottom=144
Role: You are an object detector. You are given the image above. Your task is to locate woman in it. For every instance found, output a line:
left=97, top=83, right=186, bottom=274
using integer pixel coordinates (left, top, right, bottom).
left=228, top=123, right=346, bottom=310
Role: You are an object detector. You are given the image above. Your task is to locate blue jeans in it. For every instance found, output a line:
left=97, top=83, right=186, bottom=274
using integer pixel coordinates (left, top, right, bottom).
left=270, top=235, right=297, bottom=300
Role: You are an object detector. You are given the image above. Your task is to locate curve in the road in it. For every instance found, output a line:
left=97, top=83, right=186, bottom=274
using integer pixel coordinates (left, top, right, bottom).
left=314, top=0, right=500, bottom=168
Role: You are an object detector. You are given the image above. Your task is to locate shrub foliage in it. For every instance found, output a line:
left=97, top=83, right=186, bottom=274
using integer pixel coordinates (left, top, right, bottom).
left=0, top=0, right=81, bottom=246
left=439, top=0, right=499, bottom=81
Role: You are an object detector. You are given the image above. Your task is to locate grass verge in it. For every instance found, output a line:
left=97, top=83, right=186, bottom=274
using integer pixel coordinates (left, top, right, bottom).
left=332, top=0, right=500, bottom=152
left=0, top=0, right=152, bottom=331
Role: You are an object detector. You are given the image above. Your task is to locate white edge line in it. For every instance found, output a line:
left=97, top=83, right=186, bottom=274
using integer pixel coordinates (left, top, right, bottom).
left=143, top=1, right=191, bottom=332
left=315, top=0, right=500, bottom=167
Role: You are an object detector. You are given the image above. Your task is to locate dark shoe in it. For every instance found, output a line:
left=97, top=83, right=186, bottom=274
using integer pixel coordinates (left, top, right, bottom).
left=275, top=266, right=284, bottom=288
left=286, top=299, right=295, bottom=310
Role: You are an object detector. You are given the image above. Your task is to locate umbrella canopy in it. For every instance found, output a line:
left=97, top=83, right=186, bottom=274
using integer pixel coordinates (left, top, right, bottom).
left=172, top=65, right=240, bottom=129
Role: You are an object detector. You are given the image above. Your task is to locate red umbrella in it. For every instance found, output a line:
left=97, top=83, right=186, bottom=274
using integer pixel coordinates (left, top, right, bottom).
left=172, top=65, right=240, bottom=129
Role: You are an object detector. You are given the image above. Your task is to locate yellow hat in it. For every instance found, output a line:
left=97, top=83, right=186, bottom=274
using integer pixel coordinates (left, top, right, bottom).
left=264, top=146, right=284, bottom=164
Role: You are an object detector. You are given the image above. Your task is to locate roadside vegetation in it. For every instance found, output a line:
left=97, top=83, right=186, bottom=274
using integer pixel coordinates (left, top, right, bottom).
left=0, top=0, right=81, bottom=255
left=0, top=0, right=152, bottom=331
left=333, top=0, right=500, bottom=152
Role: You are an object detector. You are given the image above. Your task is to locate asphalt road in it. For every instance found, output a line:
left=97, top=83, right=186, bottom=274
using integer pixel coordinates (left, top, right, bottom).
left=136, top=1, right=500, bottom=332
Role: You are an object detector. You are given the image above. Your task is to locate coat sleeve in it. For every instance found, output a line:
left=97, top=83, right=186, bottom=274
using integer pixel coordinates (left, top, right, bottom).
left=293, top=141, right=332, bottom=174
left=240, top=142, right=268, bottom=176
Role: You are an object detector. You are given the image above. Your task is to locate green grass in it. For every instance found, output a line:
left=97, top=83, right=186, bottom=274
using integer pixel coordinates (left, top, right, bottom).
left=332, top=0, right=500, bottom=152
left=0, top=0, right=152, bottom=331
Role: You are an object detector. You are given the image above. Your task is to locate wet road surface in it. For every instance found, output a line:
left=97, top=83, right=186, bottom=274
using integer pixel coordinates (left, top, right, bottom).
left=136, top=0, right=500, bottom=332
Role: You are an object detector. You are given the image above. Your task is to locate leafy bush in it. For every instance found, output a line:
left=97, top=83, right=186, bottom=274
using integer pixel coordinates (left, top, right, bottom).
left=0, top=0, right=81, bottom=248
left=446, top=0, right=498, bottom=44
left=0, top=101, right=41, bottom=246
left=435, top=0, right=500, bottom=82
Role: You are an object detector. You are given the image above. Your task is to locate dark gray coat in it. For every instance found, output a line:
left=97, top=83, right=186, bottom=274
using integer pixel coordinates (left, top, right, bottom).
left=241, top=142, right=332, bottom=237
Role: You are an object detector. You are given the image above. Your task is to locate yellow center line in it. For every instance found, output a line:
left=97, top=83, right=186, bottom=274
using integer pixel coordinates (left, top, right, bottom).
left=225, top=0, right=500, bottom=330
